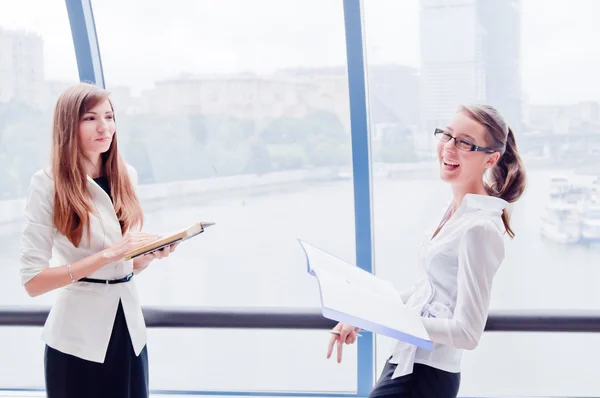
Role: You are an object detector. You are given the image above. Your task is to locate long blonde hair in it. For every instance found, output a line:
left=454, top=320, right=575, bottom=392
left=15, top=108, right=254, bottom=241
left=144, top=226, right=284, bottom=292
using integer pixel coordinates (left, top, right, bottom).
left=51, top=83, right=143, bottom=247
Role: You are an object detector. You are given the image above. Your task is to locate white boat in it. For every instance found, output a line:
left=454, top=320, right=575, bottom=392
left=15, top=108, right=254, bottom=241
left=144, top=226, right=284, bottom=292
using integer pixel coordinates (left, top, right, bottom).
left=588, top=178, right=600, bottom=204
left=549, top=175, right=571, bottom=198
left=540, top=202, right=581, bottom=244
left=580, top=205, right=600, bottom=242
left=564, top=186, right=586, bottom=204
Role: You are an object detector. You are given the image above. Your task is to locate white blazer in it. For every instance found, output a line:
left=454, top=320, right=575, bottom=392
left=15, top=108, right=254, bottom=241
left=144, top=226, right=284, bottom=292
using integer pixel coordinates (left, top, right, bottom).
left=19, top=165, right=147, bottom=363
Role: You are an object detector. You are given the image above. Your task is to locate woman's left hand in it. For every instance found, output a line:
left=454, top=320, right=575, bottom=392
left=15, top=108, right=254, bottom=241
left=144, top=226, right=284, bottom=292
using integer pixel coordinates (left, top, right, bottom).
left=146, top=242, right=180, bottom=260
left=133, top=242, right=180, bottom=272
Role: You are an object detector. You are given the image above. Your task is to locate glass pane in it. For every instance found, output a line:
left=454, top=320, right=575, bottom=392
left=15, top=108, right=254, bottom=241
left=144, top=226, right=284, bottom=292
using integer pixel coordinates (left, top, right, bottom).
left=0, top=327, right=357, bottom=393
left=0, top=327, right=46, bottom=389
left=92, top=0, right=356, bottom=392
left=365, top=0, right=600, bottom=395
left=0, top=0, right=80, bottom=385
left=3, top=327, right=599, bottom=396
left=371, top=332, right=600, bottom=397
left=460, top=332, right=600, bottom=397
left=148, top=329, right=355, bottom=392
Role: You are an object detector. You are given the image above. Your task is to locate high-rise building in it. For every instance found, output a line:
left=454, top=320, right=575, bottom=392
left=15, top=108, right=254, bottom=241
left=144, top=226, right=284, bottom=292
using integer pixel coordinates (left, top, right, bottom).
left=419, top=0, right=521, bottom=151
left=0, top=27, right=44, bottom=105
left=478, top=0, right=521, bottom=130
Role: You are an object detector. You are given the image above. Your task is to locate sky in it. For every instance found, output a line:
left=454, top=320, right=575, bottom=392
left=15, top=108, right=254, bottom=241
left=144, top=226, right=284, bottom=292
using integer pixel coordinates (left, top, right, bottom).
left=1, top=0, right=599, bottom=105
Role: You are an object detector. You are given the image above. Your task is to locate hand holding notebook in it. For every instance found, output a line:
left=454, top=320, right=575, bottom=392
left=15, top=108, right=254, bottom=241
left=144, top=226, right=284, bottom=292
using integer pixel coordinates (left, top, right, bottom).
left=124, top=221, right=215, bottom=260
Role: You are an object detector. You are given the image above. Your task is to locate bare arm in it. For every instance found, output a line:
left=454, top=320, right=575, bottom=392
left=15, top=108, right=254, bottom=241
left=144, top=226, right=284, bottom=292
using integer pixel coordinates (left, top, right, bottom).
left=24, top=251, right=110, bottom=297
left=24, top=233, right=157, bottom=297
left=20, top=172, right=156, bottom=297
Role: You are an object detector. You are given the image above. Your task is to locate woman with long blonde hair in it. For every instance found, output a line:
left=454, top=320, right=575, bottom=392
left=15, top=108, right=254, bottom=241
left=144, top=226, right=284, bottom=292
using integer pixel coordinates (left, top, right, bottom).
left=20, top=82, right=177, bottom=397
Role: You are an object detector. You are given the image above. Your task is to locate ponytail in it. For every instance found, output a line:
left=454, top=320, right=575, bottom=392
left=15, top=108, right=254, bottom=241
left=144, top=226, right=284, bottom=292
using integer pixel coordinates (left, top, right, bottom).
left=485, top=127, right=526, bottom=238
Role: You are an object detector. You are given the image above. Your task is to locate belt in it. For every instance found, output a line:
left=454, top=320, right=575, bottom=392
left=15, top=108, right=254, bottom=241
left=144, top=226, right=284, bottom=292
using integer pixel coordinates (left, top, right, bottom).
left=79, top=273, right=134, bottom=285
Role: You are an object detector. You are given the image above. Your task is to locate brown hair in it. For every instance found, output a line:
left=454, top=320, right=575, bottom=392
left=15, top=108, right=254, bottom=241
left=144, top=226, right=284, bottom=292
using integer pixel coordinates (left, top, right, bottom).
left=459, top=104, right=526, bottom=238
left=51, top=82, right=143, bottom=247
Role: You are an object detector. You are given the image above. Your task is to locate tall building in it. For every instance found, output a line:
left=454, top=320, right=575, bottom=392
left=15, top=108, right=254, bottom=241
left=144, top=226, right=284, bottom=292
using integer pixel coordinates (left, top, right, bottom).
left=419, top=0, right=521, bottom=149
left=478, top=0, right=521, bottom=131
left=368, top=64, right=420, bottom=128
left=0, top=27, right=44, bottom=106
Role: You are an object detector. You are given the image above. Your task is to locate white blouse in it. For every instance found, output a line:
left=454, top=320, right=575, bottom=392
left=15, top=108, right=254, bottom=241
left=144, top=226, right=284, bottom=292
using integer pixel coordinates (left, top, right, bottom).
left=389, top=193, right=508, bottom=378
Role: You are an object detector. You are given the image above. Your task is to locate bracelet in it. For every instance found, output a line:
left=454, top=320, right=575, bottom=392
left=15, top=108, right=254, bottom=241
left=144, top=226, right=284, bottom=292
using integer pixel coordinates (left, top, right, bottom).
left=66, top=263, right=75, bottom=283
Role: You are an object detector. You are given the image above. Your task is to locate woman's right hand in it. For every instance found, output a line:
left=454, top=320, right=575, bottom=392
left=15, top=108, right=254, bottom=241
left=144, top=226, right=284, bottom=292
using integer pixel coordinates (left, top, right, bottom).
left=327, top=322, right=361, bottom=363
left=102, top=232, right=159, bottom=263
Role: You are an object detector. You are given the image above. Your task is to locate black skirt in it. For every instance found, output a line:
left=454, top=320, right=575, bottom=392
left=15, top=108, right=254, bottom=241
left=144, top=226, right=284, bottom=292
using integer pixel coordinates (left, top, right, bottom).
left=369, top=360, right=460, bottom=398
left=44, top=300, right=149, bottom=398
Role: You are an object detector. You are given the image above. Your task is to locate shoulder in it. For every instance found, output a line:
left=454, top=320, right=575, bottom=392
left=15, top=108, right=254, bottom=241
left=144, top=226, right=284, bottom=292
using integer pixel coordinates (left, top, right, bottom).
left=464, top=217, right=504, bottom=239
left=124, top=163, right=138, bottom=185
left=459, top=217, right=506, bottom=267
left=25, top=168, right=55, bottom=212
left=28, top=168, right=54, bottom=194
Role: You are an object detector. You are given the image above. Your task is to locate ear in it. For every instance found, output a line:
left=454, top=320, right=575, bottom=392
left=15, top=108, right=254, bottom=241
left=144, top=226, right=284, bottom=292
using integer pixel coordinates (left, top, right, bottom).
left=486, top=152, right=501, bottom=169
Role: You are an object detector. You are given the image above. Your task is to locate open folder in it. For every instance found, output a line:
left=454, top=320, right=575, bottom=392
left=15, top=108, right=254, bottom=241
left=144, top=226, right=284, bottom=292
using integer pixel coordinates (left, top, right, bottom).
left=124, top=221, right=215, bottom=260
left=298, top=239, right=432, bottom=351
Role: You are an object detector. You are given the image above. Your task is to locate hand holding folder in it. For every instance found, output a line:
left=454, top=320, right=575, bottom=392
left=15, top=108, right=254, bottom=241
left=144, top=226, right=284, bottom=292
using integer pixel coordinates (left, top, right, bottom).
left=124, top=221, right=215, bottom=260
left=298, top=239, right=432, bottom=352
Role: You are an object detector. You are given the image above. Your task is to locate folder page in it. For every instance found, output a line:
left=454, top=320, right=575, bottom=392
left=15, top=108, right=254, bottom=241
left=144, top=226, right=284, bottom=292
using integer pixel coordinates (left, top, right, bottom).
left=298, top=239, right=433, bottom=351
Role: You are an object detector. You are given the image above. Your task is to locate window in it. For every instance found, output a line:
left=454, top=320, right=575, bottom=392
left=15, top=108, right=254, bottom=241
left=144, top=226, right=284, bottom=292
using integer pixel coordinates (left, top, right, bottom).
left=0, top=0, right=79, bottom=389
left=93, top=0, right=356, bottom=392
left=364, top=0, right=600, bottom=396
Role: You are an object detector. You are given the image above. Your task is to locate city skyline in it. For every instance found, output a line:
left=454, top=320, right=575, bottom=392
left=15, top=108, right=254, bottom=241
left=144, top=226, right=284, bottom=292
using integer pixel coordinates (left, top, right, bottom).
left=1, top=0, right=600, bottom=105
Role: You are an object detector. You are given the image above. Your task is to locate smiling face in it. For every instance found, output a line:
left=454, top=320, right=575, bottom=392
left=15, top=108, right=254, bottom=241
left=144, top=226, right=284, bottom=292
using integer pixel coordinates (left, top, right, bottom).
left=436, top=111, right=500, bottom=190
left=78, top=99, right=115, bottom=161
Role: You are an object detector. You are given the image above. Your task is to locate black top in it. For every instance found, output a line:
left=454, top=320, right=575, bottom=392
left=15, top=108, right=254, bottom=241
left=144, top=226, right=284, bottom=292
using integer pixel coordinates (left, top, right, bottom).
left=93, top=176, right=111, bottom=202
left=94, top=176, right=125, bottom=230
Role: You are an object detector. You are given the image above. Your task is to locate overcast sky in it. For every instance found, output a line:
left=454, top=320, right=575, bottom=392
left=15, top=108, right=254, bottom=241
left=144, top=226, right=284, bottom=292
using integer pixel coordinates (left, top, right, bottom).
left=1, top=0, right=599, bottom=105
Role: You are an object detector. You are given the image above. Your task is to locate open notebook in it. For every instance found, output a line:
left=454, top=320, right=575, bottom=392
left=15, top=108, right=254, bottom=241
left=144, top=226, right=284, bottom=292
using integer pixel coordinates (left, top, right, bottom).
left=124, top=221, right=215, bottom=260
left=298, top=239, right=432, bottom=351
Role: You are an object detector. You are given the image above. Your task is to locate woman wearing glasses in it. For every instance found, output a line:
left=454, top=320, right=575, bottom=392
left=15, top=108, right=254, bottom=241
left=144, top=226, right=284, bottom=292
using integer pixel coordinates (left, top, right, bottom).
left=327, top=104, right=526, bottom=398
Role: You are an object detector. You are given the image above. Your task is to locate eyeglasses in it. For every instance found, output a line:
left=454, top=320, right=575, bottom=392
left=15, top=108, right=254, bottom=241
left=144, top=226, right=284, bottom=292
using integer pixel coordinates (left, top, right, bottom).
left=433, top=128, right=496, bottom=153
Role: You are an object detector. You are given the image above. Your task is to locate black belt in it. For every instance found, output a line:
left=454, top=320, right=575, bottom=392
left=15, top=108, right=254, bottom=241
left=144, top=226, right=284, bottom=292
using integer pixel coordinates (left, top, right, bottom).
left=79, top=273, right=134, bottom=285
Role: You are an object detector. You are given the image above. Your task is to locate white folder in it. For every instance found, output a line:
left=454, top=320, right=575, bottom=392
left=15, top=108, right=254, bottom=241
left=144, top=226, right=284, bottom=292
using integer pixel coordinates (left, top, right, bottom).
left=298, top=239, right=432, bottom=351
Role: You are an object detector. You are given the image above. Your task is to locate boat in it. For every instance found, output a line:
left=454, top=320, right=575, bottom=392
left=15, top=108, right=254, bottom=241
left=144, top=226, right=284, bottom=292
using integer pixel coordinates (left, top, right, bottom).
left=549, top=175, right=571, bottom=198
left=588, top=178, right=600, bottom=203
left=580, top=205, right=600, bottom=243
left=540, top=202, right=581, bottom=244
